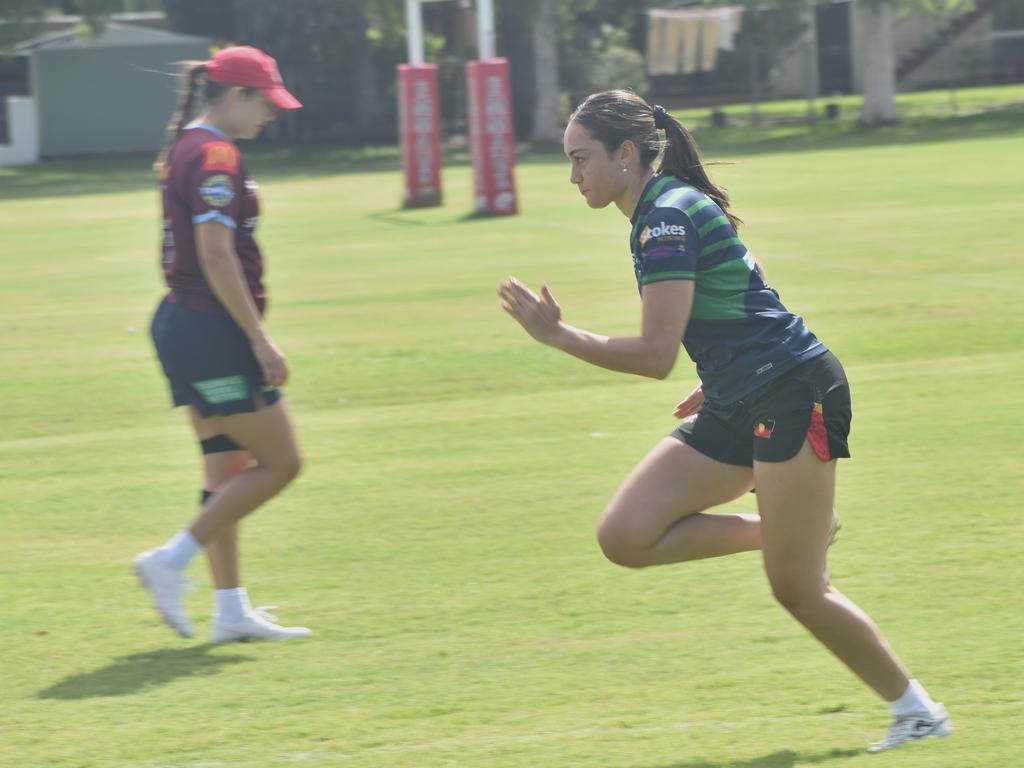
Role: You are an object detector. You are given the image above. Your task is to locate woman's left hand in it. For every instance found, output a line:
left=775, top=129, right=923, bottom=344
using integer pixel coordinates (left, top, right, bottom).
left=499, top=277, right=563, bottom=345
left=673, top=384, right=704, bottom=419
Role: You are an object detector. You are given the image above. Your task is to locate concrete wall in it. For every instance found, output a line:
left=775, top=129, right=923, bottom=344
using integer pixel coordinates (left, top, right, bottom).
left=0, top=97, right=39, bottom=166
left=851, top=7, right=994, bottom=92
left=773, top=5, right=996, bottom=99
left=31, top=41, right=210, bottom=157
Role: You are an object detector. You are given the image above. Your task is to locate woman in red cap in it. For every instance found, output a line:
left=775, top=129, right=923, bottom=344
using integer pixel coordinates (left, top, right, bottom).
left=135, top=46, right=310, bottom=643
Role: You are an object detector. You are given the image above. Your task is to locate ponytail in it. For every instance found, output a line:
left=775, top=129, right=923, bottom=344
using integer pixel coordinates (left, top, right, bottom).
left=570, top=89, right=742, bottom=230
left=154, top=61, right=207, bottom=173
left=657, top=111, right=742, bottom=230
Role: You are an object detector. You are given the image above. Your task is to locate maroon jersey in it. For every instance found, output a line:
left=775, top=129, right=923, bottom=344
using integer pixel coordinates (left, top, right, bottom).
left=160, top=124, right=266, bottom=314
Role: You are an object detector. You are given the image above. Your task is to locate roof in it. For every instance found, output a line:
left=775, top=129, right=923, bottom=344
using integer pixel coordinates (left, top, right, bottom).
left=15, top=23, right=209, bottom=54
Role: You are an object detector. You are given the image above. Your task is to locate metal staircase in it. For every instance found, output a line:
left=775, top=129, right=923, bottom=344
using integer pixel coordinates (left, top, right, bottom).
left=896, top=0, right=1008, bottom=82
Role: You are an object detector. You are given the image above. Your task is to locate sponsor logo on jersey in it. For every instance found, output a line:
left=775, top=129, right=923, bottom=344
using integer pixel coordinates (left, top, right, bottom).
left=202, top=141, right=240, bottom=173
left=639, top=222, right=687, bottom=247
left=200, top=174, right=235, bottom=208
left=754, top=419, right=776, bottom=439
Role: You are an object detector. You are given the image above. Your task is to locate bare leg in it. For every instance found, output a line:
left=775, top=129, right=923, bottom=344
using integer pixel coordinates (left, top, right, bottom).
left=189, top=408, right=253, bottom=590
left=598, top=438, right=756, bottom=568
left=756, top=440, right=911, bottom=701
left=187, top=401, right=302, bottom=544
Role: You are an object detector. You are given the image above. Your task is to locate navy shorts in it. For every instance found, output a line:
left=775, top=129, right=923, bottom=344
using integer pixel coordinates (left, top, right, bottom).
left=150, top=296, right=281, bottom=417
left=671, top=351, right=851, bottom=466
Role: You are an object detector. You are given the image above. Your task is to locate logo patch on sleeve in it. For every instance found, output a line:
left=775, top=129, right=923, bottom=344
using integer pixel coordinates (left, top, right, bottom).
left=199, top=174, right=235, bottom=207
left=202, top=141, right=240, bottom=173
left=639, top=222, right=687, bottom=248
left=753, top=420, right=776, bottom=439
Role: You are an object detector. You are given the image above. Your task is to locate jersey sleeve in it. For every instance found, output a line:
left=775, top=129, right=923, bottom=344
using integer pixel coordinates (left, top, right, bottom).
left=636, top=208, right=696, bottom=286
left=185, top=140, right=243, bottom=230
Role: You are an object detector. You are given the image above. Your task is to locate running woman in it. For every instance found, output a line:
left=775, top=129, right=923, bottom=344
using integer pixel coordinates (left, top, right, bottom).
left=135, top=46, right=310, bottom=643
left=498, top=89, right=950, bottom=752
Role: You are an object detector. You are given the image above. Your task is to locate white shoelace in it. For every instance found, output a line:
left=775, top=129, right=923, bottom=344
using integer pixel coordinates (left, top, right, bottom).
left=870, top=712, right=940, bottom=751
left=250, top=606, right=279, bottom=624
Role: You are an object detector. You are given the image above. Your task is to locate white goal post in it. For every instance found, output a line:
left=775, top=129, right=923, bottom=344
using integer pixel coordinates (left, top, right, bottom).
left=404, top=0, right=495, bottom=65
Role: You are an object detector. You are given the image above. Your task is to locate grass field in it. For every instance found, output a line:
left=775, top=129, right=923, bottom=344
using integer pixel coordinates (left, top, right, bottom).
left=1, top=106, right=1022, bottom=767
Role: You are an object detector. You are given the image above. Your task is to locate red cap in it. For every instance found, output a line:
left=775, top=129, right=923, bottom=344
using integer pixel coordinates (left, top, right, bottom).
left=205, top=45, right=302, bottom=111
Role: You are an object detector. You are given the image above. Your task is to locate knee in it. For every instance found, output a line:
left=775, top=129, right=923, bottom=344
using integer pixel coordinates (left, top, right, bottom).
left=596, top=517, right=649, bottom=569
left=767, top=574, right=824, bottom=617
left=271, top=449, right=303, bottom=487
left=282, top=451, right=303, bottom=484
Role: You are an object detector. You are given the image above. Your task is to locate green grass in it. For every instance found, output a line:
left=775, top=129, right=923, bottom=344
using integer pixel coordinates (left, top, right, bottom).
left=1, top=104, right=1022, bottom=767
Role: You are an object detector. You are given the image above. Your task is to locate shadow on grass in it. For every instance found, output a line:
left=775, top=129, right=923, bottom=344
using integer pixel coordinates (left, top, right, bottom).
left=640, top=747, right=862, bottom=768
left=365, top=207, right=515, bottom=227
left=36, top=643, right=253, bottom=699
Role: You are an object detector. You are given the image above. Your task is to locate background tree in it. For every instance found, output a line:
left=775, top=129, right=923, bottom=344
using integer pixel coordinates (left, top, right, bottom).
left=531, top=0, right=562, bottom=144
left=859, top=0, right=899, bottom=124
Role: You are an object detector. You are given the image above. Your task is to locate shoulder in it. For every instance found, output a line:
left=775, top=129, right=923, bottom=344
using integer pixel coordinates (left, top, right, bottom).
left=174, top=131, right=241, bottom=174
left=638, top=182, right=700, bottom=249
left=198, top=139, right=241, bottom=175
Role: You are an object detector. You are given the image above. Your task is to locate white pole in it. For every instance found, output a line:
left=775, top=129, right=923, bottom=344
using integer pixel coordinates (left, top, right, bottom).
left=476, top=0, right=496, bottom=59
left=406, top=0, right=425, bottom=65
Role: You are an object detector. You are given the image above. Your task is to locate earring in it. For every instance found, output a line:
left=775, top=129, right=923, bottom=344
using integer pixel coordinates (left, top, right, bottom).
left=621, top=167, right=628, bottom=173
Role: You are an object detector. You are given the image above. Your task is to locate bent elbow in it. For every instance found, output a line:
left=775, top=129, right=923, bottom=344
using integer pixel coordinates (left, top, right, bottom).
left=651, top=365, right=673, bottom=380
left=648, top=349, right=679, bottom=380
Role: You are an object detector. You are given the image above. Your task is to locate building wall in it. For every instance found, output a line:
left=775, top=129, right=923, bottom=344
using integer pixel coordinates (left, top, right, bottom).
left=31, top=41, right=210, bottom=157
left=772, top=4, right=996, bottom=99
left=851, top=6, right=994, bottom=92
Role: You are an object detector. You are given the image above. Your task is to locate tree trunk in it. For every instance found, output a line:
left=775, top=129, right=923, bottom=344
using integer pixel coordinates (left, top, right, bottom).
left=531, top=0, right=562, bottom=144
left=859, top=3, right=899, bottom=125
left=345, top=2, right=379, bottom=142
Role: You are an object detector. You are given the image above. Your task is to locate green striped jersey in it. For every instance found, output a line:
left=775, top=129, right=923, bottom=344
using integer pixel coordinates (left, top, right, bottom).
left=630, top=174, right=826, bottom=404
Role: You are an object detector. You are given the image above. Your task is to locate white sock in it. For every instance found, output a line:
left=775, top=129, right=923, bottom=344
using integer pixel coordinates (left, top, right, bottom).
left=889, top=679, right=938, bottom=717
left=156, top=530, right=202, bottom=571
left=215, top=587, right=251, bottom=623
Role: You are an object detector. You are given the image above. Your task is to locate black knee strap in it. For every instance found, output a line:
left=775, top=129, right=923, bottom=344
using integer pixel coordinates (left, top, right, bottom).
left=201, top=434, right=242, bottom=454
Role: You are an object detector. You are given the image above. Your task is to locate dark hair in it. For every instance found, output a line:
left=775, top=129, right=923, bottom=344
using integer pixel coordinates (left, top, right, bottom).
left=153, top=61, right=257, bottom=173
left=569, top=89, right=741, bottom=229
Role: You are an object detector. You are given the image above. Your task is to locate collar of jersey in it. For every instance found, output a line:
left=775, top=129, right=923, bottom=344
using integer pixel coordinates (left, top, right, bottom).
left=630, top=175, right=674, bottom=252
left=630, top=175, right=672, bottom=225
left=187, top=122, right=231, bottom=141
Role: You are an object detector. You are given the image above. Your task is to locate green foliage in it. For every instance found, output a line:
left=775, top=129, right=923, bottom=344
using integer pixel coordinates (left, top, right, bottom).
left=157, top=0, right=410, bottom=143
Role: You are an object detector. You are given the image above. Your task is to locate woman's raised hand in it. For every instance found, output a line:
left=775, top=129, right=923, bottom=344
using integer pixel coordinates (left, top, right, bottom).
left=498, top=277, right=563, bottom=346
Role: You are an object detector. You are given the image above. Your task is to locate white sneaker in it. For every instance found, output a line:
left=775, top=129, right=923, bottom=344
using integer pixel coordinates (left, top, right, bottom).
left=868, top=705, right=952, bottom=753
left=133, top=550, right=194, bottom=638
left=211, top=607, right=312, bottom=643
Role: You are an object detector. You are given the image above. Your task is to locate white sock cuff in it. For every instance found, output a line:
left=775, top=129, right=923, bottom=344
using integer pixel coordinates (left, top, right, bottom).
left=159, top=530, right=202, bottom=571
left=889, top=678, right=937, bottom=716
left=214, top=587, right=251, bottom=620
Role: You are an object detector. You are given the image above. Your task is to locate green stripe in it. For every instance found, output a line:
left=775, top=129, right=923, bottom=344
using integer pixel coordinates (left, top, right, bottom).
left=639, top=271, right=696, bottom=285
left=700, top=237, right=743, bottom=258
left=690, top=257, right=754, bottom=320
left=685, top=198, right=714, bottom=216
left=698, top=215, right=730, bottom=238
left=643, top=176, right=672, bottom=206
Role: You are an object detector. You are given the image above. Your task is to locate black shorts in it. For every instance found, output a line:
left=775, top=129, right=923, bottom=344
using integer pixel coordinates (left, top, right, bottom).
left=150, top=296, right=281, bottom=418
left=671, top=350, right=851, bottom=466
